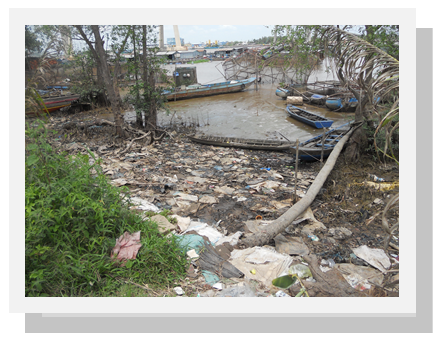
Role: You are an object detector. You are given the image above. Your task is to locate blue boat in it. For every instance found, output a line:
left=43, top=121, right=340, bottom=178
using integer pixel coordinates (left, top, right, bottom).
left=326, top=96, right=380, bottom=112
left=325, top=97, right=358, bottom=112
left=46, top=85, right=70, bottom=90
left=275, top=83, right=304, bottom=99
left=286, top=105, right=333, bottom=129
left=164, top=77, right=256, bottom=101
left=309, top=93, right=327, bottom=105
left=289, top=122, right=352, bottom=161
left=276, top=87, right=290, bottom=99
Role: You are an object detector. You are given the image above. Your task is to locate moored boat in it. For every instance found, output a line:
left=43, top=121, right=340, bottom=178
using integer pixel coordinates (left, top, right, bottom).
left=164, top=77, right=256, bottom=101
left=26, top=93, right=81, bottom=116
left=187, top=135, right=294, bottom=151
left=285, top=104, right=333, bottom=129
left=289, top=122, right=353, bottom=161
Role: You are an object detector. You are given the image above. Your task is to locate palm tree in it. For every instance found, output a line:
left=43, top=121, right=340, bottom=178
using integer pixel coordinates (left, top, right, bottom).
left=322, top=25, right=399, bottom=163
left=239, top=26, right=399, bottom=249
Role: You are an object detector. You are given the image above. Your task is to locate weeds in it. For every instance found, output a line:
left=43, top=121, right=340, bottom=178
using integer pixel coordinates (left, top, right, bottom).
left=25, top=120, right=188, bottom=297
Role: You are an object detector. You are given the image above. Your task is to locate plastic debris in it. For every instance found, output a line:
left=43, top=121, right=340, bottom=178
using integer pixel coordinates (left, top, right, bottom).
left=335, top=263, right=384, bottom=291
left=129, top=197, right=161, bottom=212
left=111, top=178, right=128, bottom=187
left=201, top=270, right=220, bottom=285
left=212, top=283, right=223, bottom=290
left=170, top=215, right=191, bottom=232
left=327, top=258, right=336, bottom=267
left=275, top=290, right=290, bottom=297
left=229, top=247, right=293, bottom=287
left=369, top=174, right=385, bottom=182
left=173, top=192, right=198, bottom=202
left=111, top=231, right=142, bottom=263
left=175, top=233, right=207, bottom=254
left=364, top=181, right=399, bottom=191
left=199, top=195, right=218, bottom=204
left=328, top=227, right=352, bottom=240
left=274, top=235, right=310, bottom=256
left=149, top=214, right=176, bottom=234
left=217, top=283, right=257, bottom=297
left=352, top=245, right=391, bottom=273
left=186, top=249, right=199, bottom=259
left=174, top=287, right=184, bottom=296
left=288, top=264, right=313, bottom=279
left=319, top=265, right=332, bottom=273
left=215, top=231, right=243, bottom=246
left=308, top=234, right=319, bottom=241
left=185, top=222, right=224, bottom=244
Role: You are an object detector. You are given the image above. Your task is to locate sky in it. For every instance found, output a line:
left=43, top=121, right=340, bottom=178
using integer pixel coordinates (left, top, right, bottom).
left=161, top=25, right=275, bottom=44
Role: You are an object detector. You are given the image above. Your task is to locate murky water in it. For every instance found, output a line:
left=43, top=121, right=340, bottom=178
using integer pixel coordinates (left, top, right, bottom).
left=111, top=60, right=352, bottom=142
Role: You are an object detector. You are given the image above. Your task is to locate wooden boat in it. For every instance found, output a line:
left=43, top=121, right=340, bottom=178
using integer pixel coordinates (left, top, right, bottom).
left=275, top=87, right=290, bottom=99
left=306, top=81, right=341, bottom=95
left=286, top=104, right=333, bottom=129
left=25, top=93, right=81, bottom=116
left=326, top=96, right=380, bottom=112
left=289, top=122, right=352, bottom=161
left=275, top=83, right=304, bottom=99
left=164, top=77, right=256, bottom=101
left=309, top=93, right=327, bottom=105
left=188, top=135, right=294, bottom=151
left=325, top=96, right=358, bottom=112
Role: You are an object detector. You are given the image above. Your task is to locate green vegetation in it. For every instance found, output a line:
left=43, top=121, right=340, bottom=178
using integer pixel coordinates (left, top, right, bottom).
left=191, top=59, right=210, bottom=64
left=25, top=121, right=188, bottom=297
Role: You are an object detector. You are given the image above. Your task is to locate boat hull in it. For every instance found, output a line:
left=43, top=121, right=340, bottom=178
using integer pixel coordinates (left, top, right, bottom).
left=26, top=94, right=80, bottom=116
left=289, top=122, right=352, bottom=161
left=275, top=88, right=290, bottom=98
left=286, top=105, right=333, bottom=129
left=188, top=135, right=293, bottom=151
left=165, top=77, right=256, bottom=101
left=325, top=98, right=344, bottom=110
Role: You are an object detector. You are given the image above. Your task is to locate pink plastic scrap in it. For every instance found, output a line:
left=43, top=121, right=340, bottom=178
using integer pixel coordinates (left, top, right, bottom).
left=111, top=231, right=142, bottom=263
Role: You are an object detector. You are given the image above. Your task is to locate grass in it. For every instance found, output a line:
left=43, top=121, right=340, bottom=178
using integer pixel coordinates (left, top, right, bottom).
left=25, top=120, right=189, bottom=297
left=190, top=59, right=210, bottom=64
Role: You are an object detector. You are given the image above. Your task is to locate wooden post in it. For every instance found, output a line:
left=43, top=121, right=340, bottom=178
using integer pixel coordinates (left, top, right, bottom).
left=320, top=128, right=326, bottom=164
left=255, top=54, right=258, bottom=91
left=293, top=139, right=300, bottom=203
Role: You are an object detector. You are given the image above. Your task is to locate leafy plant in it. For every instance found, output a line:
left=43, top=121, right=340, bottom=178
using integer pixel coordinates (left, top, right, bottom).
left=25, top=121, right=188, bottom=296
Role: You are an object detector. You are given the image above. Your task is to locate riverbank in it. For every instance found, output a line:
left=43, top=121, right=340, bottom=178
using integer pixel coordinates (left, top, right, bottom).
left=26, top=109, right=399, bottom=297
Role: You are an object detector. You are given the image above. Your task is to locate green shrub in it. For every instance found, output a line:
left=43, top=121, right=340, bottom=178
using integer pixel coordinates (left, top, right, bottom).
left=25, top=121, right=188, bottom=296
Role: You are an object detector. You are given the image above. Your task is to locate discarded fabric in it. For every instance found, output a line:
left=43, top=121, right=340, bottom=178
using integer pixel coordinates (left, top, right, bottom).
left=111, top=231, right=142, bottom=263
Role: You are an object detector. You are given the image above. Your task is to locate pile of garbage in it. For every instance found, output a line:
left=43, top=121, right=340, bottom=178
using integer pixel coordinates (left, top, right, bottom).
left=42, top=114, right=399, bottom=297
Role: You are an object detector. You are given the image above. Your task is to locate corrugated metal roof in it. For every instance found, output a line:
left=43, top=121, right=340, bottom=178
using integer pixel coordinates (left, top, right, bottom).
left=156, top=51, right=177, bottom=55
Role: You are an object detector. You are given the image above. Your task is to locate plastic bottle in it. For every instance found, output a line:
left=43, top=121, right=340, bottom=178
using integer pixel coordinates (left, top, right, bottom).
left=369, top=174, right=385, bottom=182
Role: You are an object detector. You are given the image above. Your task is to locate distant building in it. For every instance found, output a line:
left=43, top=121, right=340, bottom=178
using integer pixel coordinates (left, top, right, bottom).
left=167, top=37, right=185, bottom=46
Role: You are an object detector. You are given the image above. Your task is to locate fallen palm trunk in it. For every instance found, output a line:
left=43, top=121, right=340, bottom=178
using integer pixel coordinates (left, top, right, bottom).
left=240, top=124, right=359, bottom=248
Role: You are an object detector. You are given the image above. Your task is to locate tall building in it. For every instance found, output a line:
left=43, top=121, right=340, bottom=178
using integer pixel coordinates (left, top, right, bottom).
left=167, top=37, right=185, bottom=46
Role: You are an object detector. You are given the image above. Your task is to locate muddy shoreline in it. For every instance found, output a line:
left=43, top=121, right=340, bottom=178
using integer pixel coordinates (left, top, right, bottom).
left=28, top=109, right=399, bottom=296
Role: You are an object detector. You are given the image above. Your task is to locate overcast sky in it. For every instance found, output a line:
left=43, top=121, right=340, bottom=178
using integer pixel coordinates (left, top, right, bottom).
left=161, top=25, right=275, bottom=44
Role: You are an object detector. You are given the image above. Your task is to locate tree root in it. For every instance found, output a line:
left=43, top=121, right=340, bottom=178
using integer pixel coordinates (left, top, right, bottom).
left=120, top=131, right=152, bottom=154
left=61, top=119, right=170, bottom=154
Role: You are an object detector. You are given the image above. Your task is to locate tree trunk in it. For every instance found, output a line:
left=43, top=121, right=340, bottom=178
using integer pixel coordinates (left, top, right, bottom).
left=240, top=125, right=357, bottom=248
left=132, top=26, right=143, bottom=129
left=142, top=25, right=157, bottom=131
left=91, top=25, right=125, bottom=137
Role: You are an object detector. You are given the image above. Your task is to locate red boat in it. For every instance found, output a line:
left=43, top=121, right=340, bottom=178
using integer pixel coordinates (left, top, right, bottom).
left=26, top=93, right=80, bottom=116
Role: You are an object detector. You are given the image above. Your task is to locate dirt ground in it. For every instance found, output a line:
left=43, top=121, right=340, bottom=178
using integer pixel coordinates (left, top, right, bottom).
left=27, top=109, right=399, bottom=297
